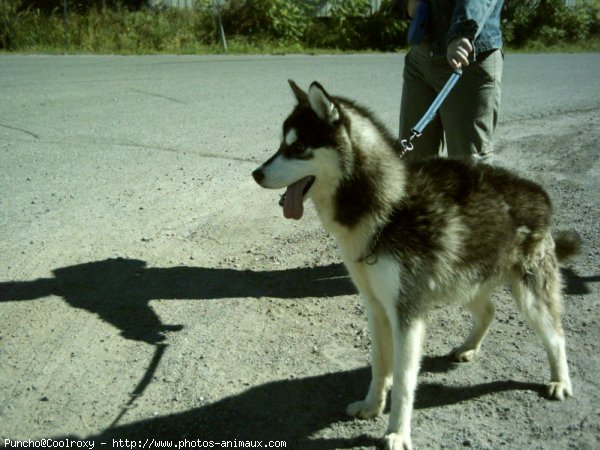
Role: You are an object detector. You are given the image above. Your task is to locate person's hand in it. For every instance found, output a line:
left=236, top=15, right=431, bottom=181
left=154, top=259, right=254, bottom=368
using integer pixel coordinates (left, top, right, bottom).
left=447, top=37, right=473, bottom=70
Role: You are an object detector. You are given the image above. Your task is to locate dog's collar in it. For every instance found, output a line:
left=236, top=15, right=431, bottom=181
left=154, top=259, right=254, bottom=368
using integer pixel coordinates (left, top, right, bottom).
left=357, top=226, right=385, bottom=265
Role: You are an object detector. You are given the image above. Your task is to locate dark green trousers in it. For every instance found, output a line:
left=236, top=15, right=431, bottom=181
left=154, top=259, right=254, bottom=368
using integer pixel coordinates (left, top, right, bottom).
left=399, top=44, right=503, bottom=163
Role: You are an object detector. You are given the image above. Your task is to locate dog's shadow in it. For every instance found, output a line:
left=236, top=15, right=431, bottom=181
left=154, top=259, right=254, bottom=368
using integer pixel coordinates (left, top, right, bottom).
left=0, top=257, right=356, bottom=344
left=71, top=360, right=542, bottom=449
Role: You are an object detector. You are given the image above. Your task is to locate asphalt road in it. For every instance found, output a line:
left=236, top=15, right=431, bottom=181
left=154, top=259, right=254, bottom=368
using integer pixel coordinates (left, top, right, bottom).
left=1, top=53, right=599, bottom=449
left=1, top=53, right=599, bottom=165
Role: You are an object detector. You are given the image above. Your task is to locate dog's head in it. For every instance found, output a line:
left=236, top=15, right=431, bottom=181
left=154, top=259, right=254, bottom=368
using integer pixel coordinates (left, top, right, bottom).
left=252, top=80, right=344, bottom=220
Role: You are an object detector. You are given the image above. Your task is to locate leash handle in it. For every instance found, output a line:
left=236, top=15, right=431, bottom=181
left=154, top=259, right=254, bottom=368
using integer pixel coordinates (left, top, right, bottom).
left=411, top=69, right=462, bottom=137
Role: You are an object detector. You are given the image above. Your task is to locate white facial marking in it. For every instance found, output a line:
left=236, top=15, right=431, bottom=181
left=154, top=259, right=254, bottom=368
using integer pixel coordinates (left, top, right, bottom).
left=285, top=128, right=298, bottom=146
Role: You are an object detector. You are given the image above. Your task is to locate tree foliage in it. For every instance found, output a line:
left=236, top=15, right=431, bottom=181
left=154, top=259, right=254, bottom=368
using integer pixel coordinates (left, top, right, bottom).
left=502, top=0, right=600, bottom=46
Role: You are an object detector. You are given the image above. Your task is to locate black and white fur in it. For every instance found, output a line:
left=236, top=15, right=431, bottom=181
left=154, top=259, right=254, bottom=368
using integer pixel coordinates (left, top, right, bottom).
left=252, top=81, right=579, bottom=450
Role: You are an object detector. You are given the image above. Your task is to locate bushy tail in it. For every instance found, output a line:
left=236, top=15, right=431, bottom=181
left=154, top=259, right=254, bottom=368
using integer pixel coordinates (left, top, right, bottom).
left=554, top=230, right=582, bottom=262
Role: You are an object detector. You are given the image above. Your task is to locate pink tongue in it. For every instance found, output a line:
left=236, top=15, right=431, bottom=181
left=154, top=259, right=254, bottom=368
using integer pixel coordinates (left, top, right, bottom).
left=283, top=177, right=311, bottom=220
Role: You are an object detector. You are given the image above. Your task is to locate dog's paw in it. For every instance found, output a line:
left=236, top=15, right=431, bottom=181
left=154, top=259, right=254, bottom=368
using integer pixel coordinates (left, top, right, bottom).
left=451, top=347, right=478, bottom=362
left=548, top=381, right=572, bottom=400
left=346, top=399, right=383, bottom=419
left=383, top=432, right=412, bottom=450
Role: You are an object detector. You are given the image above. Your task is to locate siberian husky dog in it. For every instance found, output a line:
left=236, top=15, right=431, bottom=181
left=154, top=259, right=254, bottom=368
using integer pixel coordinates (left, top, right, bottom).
left=251, top=81, right=580, bottom=450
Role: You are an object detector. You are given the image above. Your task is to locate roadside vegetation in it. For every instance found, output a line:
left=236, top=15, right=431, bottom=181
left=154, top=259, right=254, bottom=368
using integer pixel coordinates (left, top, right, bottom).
left=1, top=0, right=599, bottom=54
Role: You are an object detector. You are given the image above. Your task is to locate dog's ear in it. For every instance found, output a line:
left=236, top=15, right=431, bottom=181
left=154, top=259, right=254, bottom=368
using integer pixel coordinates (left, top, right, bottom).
left=288, top=79, right=308, bottom=104
left=308, top=81, right=340, bottom=124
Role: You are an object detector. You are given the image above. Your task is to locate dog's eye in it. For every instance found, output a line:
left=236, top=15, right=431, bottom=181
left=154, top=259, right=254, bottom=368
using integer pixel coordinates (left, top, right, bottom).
left=283, top=142, right=312, bottom=159
left=294, top=143, right=313, bottom=160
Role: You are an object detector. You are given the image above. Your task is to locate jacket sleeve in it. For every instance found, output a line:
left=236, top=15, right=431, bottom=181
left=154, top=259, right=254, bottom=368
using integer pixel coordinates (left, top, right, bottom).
left=446, top=0, right=501, bottom=46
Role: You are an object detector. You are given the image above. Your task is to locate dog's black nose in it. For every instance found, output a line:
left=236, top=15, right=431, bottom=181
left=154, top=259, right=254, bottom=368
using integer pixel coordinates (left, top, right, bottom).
left=252, top=168, right=264, bottom=184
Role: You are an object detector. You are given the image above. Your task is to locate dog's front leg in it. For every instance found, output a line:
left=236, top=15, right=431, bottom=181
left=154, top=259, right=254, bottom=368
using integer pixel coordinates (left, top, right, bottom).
left=384, top=317, right=425, bottom=450
left=347, top=296, right=392, bottom=418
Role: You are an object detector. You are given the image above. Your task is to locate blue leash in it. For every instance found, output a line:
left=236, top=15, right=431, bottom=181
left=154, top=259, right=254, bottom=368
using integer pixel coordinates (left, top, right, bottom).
left=399, top=69, right=463, bottom=156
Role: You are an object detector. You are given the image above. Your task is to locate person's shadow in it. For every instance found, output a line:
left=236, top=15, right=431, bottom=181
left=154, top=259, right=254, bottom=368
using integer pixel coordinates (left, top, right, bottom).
left=1, top=259, right=594, bottom=346
left=0, top=257, right=356, bottom=344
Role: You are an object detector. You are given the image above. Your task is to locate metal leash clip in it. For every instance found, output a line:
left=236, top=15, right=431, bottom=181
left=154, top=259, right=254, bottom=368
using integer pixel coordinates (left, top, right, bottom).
left=399, top=130, right=420, bottom=157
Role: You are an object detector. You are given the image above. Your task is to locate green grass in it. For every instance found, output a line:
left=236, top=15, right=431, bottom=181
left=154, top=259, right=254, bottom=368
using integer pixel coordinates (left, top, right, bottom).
left=1, top=6, right=599, bottom=55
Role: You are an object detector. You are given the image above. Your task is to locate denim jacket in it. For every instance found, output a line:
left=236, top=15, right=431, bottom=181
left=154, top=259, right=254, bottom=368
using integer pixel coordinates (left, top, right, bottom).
left=403, top=0, right=504, bottom=59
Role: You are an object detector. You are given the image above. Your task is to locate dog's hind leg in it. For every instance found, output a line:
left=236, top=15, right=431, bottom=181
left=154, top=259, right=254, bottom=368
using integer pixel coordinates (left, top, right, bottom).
left=346, top=296, right=393, bottom=419
left=510, top=236, right=572, bottom=400
left=452, top=286, right=495, bottom=362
